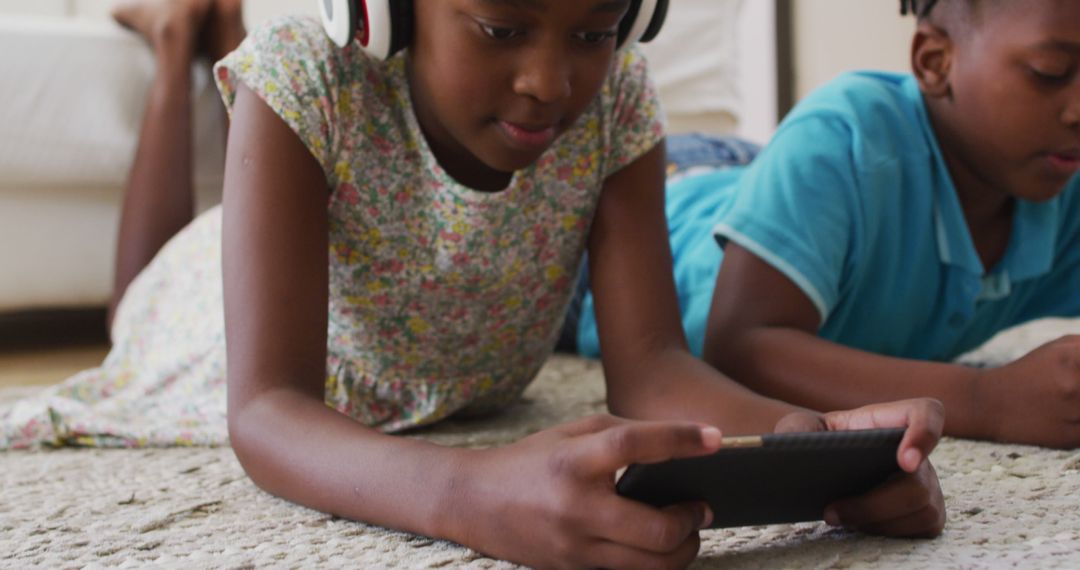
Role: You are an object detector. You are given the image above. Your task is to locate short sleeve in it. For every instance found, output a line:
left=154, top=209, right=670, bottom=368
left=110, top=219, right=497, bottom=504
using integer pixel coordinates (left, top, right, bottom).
left=1052, top=189, right=1080, bottom=317
left=713, top=115, right=862, bottom=323
left=214, top=16, right=344, bottom=183
left=1018, top=182, right=1080, bottom=319
left=600, top=47, right=666, bottom=178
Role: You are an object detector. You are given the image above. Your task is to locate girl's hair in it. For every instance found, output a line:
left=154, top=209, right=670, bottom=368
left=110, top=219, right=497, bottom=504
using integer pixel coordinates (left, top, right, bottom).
left=900, top=0, right=940, bottom=18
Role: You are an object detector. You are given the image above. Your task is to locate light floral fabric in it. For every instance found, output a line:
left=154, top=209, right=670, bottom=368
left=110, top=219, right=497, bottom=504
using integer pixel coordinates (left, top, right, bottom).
left=0, top=16, right=664, bottom=448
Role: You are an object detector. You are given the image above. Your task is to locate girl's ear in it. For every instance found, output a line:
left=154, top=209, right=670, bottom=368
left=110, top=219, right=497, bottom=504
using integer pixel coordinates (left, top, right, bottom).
left=911, top=21, right=953, bottom=98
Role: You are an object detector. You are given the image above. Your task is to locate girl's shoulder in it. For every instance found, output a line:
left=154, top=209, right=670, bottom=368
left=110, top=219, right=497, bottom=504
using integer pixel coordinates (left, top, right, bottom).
left=215, top=16, right=412, bottom=182
left=219, top=15, right=401, bottom=99
left=239, top=15, right=330, bottom=59
left=563, top=46, right=664, bottom=181
left=593, top=46, right=659, bottom=121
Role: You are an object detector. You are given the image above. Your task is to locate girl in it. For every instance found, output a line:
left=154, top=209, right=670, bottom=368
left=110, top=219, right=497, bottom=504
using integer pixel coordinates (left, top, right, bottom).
left=4, top=0, right=946, bottom=567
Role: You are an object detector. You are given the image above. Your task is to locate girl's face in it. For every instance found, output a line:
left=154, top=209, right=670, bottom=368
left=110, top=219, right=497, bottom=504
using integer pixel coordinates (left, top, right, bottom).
left=934, top=0, right=1080, bottom=203
left=407, top=0, right=629, bottom=191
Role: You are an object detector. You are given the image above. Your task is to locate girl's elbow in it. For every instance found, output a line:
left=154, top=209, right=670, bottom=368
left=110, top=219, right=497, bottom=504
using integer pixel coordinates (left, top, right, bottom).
left=226, top=406, right=267, bottom=482
left=225, top=393, right=291, bottom=495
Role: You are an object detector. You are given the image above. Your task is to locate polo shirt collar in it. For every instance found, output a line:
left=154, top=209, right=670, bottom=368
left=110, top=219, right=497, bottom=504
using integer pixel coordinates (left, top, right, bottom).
left=904, top=76, right=1059, bottom=284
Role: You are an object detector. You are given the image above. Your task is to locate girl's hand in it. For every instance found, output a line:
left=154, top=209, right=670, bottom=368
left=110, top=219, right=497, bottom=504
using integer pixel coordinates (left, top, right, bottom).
left=451, top=415, right=720, bottom=570
left=976, top=335, right=1080, bottom=448
left=774, top=398, right=946, bottom=538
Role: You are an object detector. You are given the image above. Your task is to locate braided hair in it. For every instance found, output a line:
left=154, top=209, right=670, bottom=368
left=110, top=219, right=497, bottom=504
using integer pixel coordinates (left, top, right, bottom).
left=900, top=0, right=940, bottom=18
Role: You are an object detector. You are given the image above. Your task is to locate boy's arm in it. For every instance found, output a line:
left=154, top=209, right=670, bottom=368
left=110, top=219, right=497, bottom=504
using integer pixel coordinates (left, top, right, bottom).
left=706, top=243, right=1080, bottom=449
left=222, top=85, right=721, bottom=569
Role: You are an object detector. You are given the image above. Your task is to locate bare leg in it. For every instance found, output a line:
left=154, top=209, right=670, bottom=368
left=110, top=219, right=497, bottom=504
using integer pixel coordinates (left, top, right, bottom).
left=107, top=0, right=246, bottom=330
left=205, top=0, right=247, bottom=64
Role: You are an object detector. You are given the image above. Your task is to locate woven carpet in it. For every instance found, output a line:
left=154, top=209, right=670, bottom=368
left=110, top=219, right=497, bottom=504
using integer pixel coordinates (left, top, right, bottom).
left=2, top=320, right=1080, bottom=569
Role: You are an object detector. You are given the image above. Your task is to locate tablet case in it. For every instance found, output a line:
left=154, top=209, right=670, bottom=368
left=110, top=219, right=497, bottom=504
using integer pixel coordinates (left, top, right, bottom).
left=615, top=427, right=905, bottom=528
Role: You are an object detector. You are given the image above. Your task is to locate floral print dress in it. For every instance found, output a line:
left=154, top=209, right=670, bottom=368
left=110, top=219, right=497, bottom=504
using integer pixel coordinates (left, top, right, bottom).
left=0, top=16, right=664, bottom=448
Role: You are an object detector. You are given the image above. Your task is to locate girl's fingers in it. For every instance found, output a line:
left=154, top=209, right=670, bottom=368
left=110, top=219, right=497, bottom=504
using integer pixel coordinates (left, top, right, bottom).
left=849, top=503, right=947, bottom=538
left=582, top=532, right=701, bottom=570
left=584, top=496, right=712, bottom=554
left=825, top=463, right=942, bottom=532
left=567, top=420, right=722, bottom=476
left=823, top=398, right=944, bottom=472
left=773, top=411, right=827, bottom=433
left=555, top=413, right=627, bottom=438
left=895, top=399, right=945, bottom=471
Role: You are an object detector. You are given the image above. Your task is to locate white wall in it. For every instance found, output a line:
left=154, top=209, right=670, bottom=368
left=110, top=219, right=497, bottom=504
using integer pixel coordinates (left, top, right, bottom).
left=0, top=0, right=67, bottom=17
left=243, top=0, right=317, bottom=28
left=0, top=0, right=315, bottom=25
left=1, top=0, right=920, bottom=138
left=791, top=0, right=914, bottom=100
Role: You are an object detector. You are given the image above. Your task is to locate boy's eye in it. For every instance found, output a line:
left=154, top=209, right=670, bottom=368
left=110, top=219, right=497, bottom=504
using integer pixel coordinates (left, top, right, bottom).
left=1028, top=61, right=1074, bottom=84
left=479, top=23, right=522, bottom=40
left=575, top=30, right=618, bottom=45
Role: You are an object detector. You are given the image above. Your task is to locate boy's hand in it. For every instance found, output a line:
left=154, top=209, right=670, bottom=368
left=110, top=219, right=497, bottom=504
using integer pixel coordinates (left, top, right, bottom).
left=979, top=335, right=1080, bottom=448
left=774, top=398, right=946, bottom=538
left=452, top=415, right=719, bottom=570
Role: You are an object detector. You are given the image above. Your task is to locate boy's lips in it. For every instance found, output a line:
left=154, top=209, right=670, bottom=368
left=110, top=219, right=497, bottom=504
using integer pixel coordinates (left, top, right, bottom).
left=498, top=120, right=558, bottom=150
left=1045, top=150, right=1080, bottom=174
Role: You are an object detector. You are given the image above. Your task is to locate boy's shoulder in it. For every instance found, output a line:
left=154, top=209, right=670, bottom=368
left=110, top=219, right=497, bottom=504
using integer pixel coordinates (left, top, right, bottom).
left=775, top=71, right=931, bottom=166
left=790, top=71, right=918, bottom=126
left=1061, top=176, right=1080, bottom=217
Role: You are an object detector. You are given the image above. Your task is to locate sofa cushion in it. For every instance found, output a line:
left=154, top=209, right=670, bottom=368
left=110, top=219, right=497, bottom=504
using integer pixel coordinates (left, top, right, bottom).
left=0, top=16, right=224, bottom=311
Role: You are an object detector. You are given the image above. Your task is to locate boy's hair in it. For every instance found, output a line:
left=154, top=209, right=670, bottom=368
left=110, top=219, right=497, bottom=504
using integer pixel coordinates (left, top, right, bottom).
left=900, top=0, right=941, bottom=18
left=900, top=0, right=997, bottom=29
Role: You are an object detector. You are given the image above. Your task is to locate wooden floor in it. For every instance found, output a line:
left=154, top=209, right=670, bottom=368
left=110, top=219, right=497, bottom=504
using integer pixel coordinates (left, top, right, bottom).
left=0, top=309, right=110, bottom=388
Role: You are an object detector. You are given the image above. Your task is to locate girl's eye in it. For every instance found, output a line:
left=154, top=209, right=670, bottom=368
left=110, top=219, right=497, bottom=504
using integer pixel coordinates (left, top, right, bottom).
left=575, top=30, right=618, bottom=45
left=480, top=24, right=522, bottom=40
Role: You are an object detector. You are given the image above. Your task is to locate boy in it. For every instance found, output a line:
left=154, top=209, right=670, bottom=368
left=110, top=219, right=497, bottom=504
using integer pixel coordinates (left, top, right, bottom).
left=574, top=0, right=1080, bottom=448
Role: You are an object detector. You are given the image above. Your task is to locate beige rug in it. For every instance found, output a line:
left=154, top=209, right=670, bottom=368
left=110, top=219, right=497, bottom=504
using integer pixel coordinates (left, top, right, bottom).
left=3, top=320, right=1080, bottom=569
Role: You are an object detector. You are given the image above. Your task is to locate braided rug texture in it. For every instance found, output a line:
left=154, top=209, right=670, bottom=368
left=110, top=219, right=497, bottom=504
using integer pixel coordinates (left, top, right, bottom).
left=2, top=320, right=1079, bottom=569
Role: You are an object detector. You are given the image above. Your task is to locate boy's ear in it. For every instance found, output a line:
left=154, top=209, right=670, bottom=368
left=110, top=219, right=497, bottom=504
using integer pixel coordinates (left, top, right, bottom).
left=911, top=22, right=953, bottom=99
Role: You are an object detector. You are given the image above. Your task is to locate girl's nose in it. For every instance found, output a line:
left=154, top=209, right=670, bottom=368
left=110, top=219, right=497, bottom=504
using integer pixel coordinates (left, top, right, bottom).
left=512, top=45, right=572, bottom=104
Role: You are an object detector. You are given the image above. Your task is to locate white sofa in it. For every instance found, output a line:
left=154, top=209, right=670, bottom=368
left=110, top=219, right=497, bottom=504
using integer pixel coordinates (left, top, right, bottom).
left=0, top=1, right=771, bottom=313
left=0, top=16, right=225, bottom=312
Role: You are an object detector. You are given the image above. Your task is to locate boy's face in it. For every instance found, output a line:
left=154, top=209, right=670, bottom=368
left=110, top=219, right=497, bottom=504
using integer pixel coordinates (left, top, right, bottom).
left=408, top=0, right=629, bottom=190
left=931, top=0, right=1080, bottom=202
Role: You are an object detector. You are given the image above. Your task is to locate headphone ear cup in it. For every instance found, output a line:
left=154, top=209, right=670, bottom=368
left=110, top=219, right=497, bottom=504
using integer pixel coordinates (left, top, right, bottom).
left=386, top=0, right=414, bottom=58
left=319, top=0, right=412, bottom=59
left=320, top=0, right=357, bottom=48
left=616, top=0, right=667, bottom=49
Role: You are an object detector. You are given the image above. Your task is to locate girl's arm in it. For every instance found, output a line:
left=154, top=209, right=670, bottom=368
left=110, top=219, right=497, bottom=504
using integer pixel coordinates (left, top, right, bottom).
left=590, top=143, right=945, bottom=537
left=706, top=243, right=1080, bottom=449
left=222, top=85, right=720, bottom=569
left=588, top=141, right=799, bottom=434
left=222, top=83, right=465, bottom=539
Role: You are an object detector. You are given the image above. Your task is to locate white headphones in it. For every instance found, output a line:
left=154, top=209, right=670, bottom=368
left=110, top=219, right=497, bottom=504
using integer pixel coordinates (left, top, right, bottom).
left=319, top=0, right=669, bottom=59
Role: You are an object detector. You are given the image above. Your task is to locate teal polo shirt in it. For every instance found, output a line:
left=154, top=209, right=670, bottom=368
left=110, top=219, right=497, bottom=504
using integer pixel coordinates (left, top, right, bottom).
left=577, top=71, right=1080, bottom=361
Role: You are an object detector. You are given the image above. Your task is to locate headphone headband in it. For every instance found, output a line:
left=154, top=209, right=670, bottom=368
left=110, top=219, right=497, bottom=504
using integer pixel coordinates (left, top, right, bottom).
left=322, top=0, right=667, bottom=59
left=618, top=0, right=668, bottom=48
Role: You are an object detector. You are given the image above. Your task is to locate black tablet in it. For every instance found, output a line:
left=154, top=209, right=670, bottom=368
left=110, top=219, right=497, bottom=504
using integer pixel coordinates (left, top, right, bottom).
left=615, top=427, right=905, bottom=529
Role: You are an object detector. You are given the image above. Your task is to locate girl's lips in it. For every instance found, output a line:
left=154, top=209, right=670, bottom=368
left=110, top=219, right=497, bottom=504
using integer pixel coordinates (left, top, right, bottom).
left=499, top=121, right=557, bottom=150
